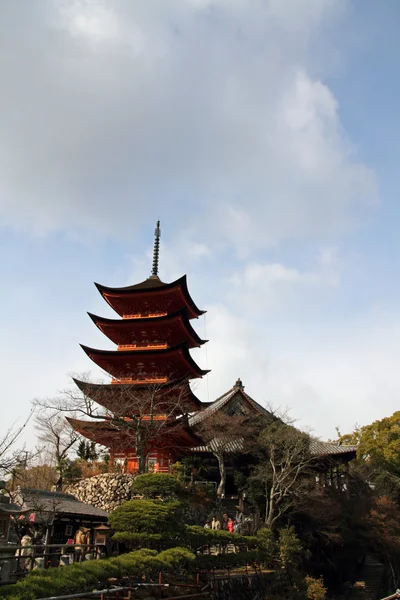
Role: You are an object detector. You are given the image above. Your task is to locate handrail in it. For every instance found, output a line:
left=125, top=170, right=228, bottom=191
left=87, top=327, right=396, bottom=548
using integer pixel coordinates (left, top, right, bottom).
left=122, top=312, right=168, bottom=319
left=111, top=377, right=168, bottom=385
left=117, top=343, right=168, bottom=351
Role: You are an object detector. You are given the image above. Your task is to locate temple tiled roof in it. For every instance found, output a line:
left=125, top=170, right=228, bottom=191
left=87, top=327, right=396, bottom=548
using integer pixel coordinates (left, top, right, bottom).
left=189, top=381, right=273, bottom=427
left=17, top=489, right=109, bottom=519
left=309, top=440, right=358, bottom=457
left=193, top=438, right=358, bottom=458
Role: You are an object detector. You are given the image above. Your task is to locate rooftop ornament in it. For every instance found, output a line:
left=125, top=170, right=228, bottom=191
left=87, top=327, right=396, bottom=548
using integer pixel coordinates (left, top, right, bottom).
left=151, top=220, right=161, bottom=278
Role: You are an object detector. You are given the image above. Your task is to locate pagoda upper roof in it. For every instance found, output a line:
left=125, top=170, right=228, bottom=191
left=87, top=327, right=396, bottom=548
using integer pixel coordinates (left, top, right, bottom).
left=72, top=377, right=203, bottom=413
left=87, top=308, right=206, bottom=349
left=67, top=417, right=202, bottom=451
left=80, top=342, right=210, bottom=381
left=95, top=275, right=205, bottom=320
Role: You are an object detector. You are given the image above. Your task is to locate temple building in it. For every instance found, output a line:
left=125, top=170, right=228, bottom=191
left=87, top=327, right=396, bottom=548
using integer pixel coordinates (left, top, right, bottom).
left=68, top=222, right=209, bottom=473
left=68, top=222, right=357, bottom=484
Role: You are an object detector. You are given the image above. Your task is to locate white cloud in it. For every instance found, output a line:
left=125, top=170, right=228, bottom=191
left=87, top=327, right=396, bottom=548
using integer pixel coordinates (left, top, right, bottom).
left=0, top=0, right=376, bottom=254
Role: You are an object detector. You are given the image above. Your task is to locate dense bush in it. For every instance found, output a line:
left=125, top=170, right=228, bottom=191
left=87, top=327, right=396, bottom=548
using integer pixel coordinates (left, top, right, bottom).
left=305, top=576, right=327, bottom=600
left=109, top=499, right=184, bottom=536
left=196, top=550, right=269, bottom=570
left=184, top=525, right=259, bottom=550
left=278, top=526, right=303, bottom=571
left=131, top=473, right=184, bottom=499
left=0, top=547, right=195, bottom=600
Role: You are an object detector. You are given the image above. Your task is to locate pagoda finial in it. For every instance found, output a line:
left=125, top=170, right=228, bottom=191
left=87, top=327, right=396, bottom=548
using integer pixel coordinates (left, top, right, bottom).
left=151, top=220, right=161, bottom=277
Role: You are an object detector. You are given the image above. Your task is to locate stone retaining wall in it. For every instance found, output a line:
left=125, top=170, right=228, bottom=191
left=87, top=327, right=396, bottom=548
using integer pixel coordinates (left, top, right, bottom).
left=65, top=473, right=134, bottom=512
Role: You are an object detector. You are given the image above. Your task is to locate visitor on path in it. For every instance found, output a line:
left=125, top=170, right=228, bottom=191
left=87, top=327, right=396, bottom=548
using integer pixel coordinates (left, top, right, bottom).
left=227, top=518, right=234, bottom=533
left=15, top=527, right=33, bottom=571
left=211, top=516, right=221, bottom=530
left=235, top=509, right=243, bottom=523
left=222, top=514, right=229, bottom=530
left=204, top=521, right=211, bottom=529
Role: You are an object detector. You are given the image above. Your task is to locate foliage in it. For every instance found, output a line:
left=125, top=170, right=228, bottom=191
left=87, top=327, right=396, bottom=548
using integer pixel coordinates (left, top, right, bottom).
left=305, top=576, right=327, bottom=600
left=131, top=473, right=184, bottom=499
left=195, top=550, right=271, bottom=570
left=278, top=526, right=303, bottom=571
left=365, top=496, right=400, bottom=588
left=0, top=547, right=195, bottom=600
left=109, top=499, right=184, bottom=536
left=184, top=525, right=259, bottom=550
left=77, top=441, right=98, bottom=461
left=342, top=411, right=400, bottom=501
left=256, top=527, right=278, bottom=557
left=112, top=531, right=164, bottom=549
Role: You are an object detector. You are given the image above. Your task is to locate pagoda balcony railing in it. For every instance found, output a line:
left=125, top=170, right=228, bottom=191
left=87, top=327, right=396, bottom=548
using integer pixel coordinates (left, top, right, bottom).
left=111, top=377, right=168, bottom=385
left=122, top=312, right=168, bottom=319
left=117, top=343, right=168, bottom=351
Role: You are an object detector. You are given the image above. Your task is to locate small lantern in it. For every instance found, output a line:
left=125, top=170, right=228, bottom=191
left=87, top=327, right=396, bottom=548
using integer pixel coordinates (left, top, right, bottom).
left=94, top=524, right=110, bottom=546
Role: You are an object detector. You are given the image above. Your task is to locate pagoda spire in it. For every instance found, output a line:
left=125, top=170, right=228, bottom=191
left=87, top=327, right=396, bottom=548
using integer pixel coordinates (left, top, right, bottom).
left=151, top=220, right=161, bottom=278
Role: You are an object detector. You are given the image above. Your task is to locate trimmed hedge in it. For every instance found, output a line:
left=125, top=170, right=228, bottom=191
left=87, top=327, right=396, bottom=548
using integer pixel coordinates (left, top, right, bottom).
left=184, top=525, right=260, bottom=549
left=0, top=547, right=195, bottom=600
left=196, top=550, right=271, bottom=570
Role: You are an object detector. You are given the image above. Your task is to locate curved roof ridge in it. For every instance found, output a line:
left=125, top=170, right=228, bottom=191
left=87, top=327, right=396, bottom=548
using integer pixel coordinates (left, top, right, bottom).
left=87, top=308, right=207, bottom=346
left=80, top=341, right=210, bottom=378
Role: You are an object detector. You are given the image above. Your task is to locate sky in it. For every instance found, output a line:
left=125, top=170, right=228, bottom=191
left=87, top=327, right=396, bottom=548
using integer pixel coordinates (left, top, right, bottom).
left=1, top=0, right=400, bottom=446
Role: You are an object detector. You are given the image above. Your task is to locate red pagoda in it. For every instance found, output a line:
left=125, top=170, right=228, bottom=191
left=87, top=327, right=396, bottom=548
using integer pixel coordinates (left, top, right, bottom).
left=68, top=222, right=209, bottom=473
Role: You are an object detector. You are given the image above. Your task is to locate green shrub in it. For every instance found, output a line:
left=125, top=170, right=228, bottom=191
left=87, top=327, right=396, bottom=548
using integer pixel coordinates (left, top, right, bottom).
left=278, top=526, right=303, bottom=571
left=113, top=531, right=163, bottom=548
left=109, top=499, right=184, bottom=536
left=131, top=473, right=184, bottom=499
left=184, top=525, right=258, bottom=548
left=196, top=550, right=266, bottom=570
left=304, top=576, right=327, bottom=600
left=158, top=547, right=196, bottom=571
left=0, top=547, right=195, bottom=600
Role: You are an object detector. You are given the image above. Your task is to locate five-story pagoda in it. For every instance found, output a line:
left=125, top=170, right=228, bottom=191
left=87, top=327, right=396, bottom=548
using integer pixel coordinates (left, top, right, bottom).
left=68, top=222, right=209, bottom=473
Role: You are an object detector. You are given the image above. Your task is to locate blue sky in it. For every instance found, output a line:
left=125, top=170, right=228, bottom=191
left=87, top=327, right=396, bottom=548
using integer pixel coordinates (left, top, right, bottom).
left=1, top=0, right=400, bottom=447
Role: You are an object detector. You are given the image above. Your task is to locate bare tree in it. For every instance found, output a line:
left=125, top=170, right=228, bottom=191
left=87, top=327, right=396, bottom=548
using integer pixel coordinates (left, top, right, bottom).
left=251, top=421, right=314, bottom=528
left=35, top=374, right=200, bottom=475
left=33, top=410, right=79, bottom=490
left=0, top=413, right=34, bottom=478
left=196, top=411, right=263, bottom=498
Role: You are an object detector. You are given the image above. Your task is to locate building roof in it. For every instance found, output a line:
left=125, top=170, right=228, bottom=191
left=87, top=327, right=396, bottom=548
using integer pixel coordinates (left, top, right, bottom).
left=80, top=341, right=210, bottom=381
left=95, top=275, right=205, bottom=319
left=72, top=377, right=203, bottom=411
left=189, top=379, right=273, bottom=427
left=88, top=308, right=207, bottom=349
left=0, top=496, right=27, bottom=515
left=67, top=417, right=202, bottom=450
left=17, top=489, right=108, bottom=519
left=189, top=379, right=358, bottom=461
left=309, top=440, right=358, bottom=457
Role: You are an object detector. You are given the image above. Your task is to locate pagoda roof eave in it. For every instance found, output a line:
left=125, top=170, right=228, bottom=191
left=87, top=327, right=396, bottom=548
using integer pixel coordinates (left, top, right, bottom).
left=67, top=417, right=203, bottom=449
left=80, top=342, right=210, bottom=378
left=94, top=275, right=205, bottom=318
left=87, top=308, right=207, bottom=347
left=72, top=377, right=203, bottom=408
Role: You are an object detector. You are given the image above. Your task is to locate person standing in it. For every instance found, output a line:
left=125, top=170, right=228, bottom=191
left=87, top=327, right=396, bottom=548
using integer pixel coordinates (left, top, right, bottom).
left=211, top=516, right=221, bottom=530
left=227, top=518, right=234, bottom=533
